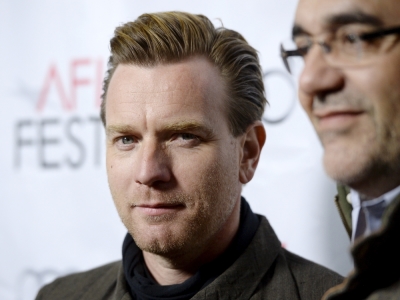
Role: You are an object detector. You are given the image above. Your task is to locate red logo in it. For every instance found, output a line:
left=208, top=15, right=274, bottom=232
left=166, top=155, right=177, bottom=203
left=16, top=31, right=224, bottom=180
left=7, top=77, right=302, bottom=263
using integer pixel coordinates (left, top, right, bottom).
left=37, top=58, right=104, bottom=111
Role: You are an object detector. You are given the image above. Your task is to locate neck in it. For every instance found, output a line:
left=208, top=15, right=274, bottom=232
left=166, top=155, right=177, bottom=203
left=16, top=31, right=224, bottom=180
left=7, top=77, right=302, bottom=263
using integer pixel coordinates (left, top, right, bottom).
left=350, top=173, right=400, bottom=201
left=142, top=253, right=196, bottom=285
left=142, top=198, right=241, bottom=285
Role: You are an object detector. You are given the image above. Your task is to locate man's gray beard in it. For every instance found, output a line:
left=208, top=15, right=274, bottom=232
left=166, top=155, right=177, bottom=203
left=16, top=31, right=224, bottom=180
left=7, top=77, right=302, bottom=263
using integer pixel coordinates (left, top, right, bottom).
left=330, top=120, right=400, bottom=195
left=318, top=89, right=400, bottom=193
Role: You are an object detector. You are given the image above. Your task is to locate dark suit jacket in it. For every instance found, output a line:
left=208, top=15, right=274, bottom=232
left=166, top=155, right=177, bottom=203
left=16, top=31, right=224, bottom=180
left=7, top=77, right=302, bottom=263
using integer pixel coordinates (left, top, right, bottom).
left=36, top=216, right=342, bottom=300
left=323, top=187, right=400, bottom=300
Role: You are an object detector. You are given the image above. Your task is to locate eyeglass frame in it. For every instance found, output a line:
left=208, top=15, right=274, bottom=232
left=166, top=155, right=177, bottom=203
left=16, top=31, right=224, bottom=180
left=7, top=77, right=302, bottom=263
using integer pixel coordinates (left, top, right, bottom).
left=281, top=25, right=400, bottom=73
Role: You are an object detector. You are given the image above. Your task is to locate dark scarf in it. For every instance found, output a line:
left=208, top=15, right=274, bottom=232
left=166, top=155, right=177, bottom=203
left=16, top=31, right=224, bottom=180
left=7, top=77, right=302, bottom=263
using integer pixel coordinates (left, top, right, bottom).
left=122, top=197, right=260, bottom=300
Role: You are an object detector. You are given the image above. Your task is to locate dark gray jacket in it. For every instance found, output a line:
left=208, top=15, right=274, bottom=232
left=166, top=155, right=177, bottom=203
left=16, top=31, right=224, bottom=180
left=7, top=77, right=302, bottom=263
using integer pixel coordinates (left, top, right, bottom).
left=323, top=187, right=400, bottom=300
left=36, top=216, right=342, bottom=300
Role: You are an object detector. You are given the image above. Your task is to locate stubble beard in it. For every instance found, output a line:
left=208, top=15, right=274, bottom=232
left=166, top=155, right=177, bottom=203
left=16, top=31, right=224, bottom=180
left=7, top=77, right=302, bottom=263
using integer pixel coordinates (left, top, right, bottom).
left=315, top=91, right=371, bottom=185
left=119, top=159, right=240, bottom=261
left=321, top=91, right=400, bottom=195
left=323, top=140, right=374, bottom=191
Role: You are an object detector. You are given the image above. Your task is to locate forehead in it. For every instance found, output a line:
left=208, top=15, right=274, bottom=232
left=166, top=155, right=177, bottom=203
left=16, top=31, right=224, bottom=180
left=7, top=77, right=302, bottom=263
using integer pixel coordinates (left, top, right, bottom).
left=295, top=0, right=400, bottom=32
left=105, top=57, right=228, bottom=131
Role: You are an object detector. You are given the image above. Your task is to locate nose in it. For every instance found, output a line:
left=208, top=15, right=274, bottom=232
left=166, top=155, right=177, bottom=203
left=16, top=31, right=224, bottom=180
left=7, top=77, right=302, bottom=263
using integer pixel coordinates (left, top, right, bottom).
left=134, top=140, right=171, bottom=187
left=298, top=46, right=345, bottom=103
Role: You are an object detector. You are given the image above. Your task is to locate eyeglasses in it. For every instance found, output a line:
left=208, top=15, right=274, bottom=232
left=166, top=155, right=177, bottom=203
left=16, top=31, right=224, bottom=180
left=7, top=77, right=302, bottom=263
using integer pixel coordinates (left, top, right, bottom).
left=281, top=25, right=400, bottom=74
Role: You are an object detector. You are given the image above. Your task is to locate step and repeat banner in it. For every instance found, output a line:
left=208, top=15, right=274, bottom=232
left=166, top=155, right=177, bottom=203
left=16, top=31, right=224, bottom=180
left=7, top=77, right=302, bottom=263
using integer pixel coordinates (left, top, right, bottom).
left=1, top=1, right=352, bottom=299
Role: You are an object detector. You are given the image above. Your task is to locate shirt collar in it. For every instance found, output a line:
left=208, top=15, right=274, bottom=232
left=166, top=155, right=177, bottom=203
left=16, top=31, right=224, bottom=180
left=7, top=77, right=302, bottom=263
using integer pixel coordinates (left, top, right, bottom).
left=350, top=184, right=400, bottom=209
left=350, top=184, right=400, bottom=243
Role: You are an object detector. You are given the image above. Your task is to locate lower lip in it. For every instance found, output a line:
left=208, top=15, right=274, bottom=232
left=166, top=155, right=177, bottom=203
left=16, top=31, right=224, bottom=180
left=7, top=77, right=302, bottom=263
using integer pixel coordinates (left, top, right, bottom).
left=318, top=113, right=363, bottom=130
left=134, top=206, right=183, bottom=216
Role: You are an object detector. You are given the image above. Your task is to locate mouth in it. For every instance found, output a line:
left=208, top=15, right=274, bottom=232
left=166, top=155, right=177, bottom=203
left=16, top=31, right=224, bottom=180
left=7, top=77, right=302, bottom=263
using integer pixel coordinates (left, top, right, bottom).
left=314, top=109, right=364, bottom=130
left=131, top=203, right=185, bottom=216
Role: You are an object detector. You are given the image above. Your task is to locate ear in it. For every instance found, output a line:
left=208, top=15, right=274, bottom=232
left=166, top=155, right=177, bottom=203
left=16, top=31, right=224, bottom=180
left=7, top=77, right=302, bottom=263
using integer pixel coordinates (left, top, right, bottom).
left=239, top=121, right=266, bottom=184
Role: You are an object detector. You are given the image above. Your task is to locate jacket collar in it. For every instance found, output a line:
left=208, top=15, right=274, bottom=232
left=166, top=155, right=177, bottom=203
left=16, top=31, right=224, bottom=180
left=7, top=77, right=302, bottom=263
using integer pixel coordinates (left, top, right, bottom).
left=112, top=216, right=284, bottom=300
left=326, top=191, right=400, bottom=299
left=190, top=216, right=282, bottom=299
left=335, top=184, right=352, bottom=238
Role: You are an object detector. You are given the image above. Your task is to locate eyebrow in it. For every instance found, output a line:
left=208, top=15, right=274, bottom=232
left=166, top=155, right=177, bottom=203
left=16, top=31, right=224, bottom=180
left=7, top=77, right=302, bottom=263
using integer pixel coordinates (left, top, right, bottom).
left=292, top=10, right=383, bottom=39
left=164, top=121, right=216, bottom=138
left=326, top=10, right=383, bottom=27
left=106, top=121, right=216, bottom=138
left=106, top=124, right=136, bottom=136
left=292, top=25, right=307, bottom=39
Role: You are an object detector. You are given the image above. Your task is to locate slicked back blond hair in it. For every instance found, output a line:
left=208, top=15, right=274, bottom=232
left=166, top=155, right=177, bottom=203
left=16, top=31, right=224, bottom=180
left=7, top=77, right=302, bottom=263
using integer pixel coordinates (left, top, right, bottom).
left=101, top=11, right=267, bottom=136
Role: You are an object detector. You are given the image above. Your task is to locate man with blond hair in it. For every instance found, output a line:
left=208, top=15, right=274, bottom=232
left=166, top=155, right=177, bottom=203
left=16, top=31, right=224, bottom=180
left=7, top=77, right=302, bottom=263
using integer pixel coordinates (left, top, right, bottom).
left=281, top=0, right=400, bottom=298
left=37, top=11, right=342, bottom=299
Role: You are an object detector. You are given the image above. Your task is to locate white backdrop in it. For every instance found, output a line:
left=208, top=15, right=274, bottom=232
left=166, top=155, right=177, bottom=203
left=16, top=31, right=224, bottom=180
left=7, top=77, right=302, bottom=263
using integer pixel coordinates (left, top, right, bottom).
left=0, top=1, right=352, bottom=299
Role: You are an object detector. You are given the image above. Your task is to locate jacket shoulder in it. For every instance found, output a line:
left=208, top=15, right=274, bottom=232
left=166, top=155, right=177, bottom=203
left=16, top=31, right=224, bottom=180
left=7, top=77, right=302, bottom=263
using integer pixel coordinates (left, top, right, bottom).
left=284, top=250, right=344, bottom=299
left=35, top=261, right=122, bottom=300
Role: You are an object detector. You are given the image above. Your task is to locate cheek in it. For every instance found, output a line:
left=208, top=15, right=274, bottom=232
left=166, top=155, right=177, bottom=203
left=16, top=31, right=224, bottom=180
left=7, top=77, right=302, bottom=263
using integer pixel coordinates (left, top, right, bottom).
left=171, top=146, right=237, bottom=192
left=106, top=155, right=132, bottom=198
left=350, top=51, right=400, bottom=103
left=172, top=150, right=216, bottom=187
left=350, top=65, right=400, bottom=128
left=350, top=67, right=381, bottom=94
left=381, top=60, right=400, bottom=118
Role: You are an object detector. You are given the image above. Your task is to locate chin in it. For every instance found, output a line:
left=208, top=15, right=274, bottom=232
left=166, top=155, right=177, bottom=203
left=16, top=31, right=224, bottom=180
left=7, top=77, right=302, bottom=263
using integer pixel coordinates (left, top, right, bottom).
left=323, top=149, right=371, bottom=187
left=137, top=236, right=184, bottom=256
left=130, top=222, right=189, bottom=256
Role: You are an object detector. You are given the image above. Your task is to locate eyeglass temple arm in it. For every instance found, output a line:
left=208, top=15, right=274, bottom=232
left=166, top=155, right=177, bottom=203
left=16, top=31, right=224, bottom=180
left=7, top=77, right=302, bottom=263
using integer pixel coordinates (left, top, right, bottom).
left=361, top=26, right=400, bottom=40
left=280, top=44, right=302, bottom=73
left=280, top=44, right=302, bottom=58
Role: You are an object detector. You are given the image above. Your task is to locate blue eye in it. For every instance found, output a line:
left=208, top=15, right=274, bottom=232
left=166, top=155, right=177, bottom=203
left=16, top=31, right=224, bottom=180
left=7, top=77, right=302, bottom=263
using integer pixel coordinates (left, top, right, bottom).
left=180, top=133, right=196, bottom=140
left=121, top=136, right=134, bottom=144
